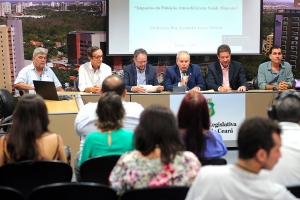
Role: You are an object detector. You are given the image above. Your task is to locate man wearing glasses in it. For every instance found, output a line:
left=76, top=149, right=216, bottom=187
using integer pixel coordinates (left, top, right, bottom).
left=123, top=48, right=164, bottom=93
left=164, top=50, right=205, bottom=91
left=206, top=44, right=248, bottom=92
left=78, top=46, right=112, bottom=93
left=14, top=47, right=63, bottom=93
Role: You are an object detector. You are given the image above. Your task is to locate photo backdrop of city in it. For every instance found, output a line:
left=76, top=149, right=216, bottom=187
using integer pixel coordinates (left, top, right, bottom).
left=0, top=0, right=300, bottom=92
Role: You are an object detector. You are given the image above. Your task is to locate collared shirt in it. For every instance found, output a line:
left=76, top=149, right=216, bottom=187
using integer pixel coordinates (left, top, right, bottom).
left=78, top=62, right=112, bottom=92
left=74, top=100, right=144, bottom=153
left=221, top=63, right=230, bottom=87
left=258, top=61, right=294, bottom=89
left=136, top=67, right=146, bottom=86
left=14, top=63, right=62, bottom=92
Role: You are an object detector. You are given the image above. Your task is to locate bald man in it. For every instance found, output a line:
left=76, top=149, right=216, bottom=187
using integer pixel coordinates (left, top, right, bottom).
left=164, top=51, right=205, bottom=91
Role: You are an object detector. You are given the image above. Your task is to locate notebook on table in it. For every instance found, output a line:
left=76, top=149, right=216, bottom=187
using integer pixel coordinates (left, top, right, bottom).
left=33, top=80, right=61, bottom=101
left=173, top=86, right=187, bottom=93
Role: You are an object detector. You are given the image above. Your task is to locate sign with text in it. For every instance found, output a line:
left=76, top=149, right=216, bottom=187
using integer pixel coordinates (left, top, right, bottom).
left=170, top=93, right=246, bottom=141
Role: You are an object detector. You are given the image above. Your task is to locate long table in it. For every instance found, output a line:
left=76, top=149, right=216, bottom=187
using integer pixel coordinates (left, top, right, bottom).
left=47, top=90, right=278, bottom=168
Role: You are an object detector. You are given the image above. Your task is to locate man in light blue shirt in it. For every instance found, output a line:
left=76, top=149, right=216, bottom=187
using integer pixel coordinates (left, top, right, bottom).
left=258, top=45, right=293, bottom=90
left=14, top=47, right=63, bottom=93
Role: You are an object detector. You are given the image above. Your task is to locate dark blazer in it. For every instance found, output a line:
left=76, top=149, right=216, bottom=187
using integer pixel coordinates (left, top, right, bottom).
left=164, top=64, right=205, bottom=91
left=123, top=63, right=159, bottom=92
left=206, top=61, right=248, bottom=91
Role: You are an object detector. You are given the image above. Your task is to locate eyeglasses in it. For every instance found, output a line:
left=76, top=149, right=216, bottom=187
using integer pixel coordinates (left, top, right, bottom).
left=135, top=60, right=147, bottom=64
left=93, top=56, right=103, bottom=60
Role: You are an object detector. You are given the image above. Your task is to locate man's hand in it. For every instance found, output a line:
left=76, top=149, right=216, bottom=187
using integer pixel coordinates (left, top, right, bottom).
left=132, top=86, right=146, bottom=93
left=219, top=86, right=232, bottom=92
left=90, top=86, right=102, bottom=93
left=237, top=86, right=247, bottom=92
left=156, top=86, right=164, bottom=91
left=278, top=81, right=289, bottom=90
left=191, top=86, right=200, bottom=92
left=180, top=75, right=189, bottom=86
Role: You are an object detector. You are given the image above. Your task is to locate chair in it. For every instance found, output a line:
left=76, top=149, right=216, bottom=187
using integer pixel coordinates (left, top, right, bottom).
left=287, top=185, right=300, bottom=198
left=0, top=89, right=15, bottom=132
left=199, top=158, right=227, bottom=166
left=80, top=155, right=121, bottom=185
left=0, top=186, right=24, bottom=200
left=29, top=182, right=118, bottom=200
left=253, top=77, right=259, bottom=89
left=0, top=160, right=72, bottom=199
left=120, top=186, right=190, bottom=200
left=74, top=76, right=79, bottom=91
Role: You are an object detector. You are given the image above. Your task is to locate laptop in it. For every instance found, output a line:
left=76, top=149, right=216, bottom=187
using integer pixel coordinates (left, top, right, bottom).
left=33, top=80, right=61, bottom=101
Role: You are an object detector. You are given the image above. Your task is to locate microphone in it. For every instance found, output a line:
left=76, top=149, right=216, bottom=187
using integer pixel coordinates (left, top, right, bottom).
left=182, top=70, right=187, bottom=76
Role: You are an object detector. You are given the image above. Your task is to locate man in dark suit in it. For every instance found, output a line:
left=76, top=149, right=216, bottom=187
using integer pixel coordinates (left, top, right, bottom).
left=164, top=51, right=205, bottom=91
left=123, top=48, right=163, bottom=93
left=206, top=44, right=248, bottom=92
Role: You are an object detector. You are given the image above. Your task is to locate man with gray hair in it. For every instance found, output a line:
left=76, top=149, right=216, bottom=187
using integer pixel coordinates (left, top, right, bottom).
left=123, top=48, right=163, bottom=93
left=78, top=46, right=112, bottom=93
left=265, top=90, right=300, bottom=185
left=14, top=47, right=63, bottom=92
left=164, top=50, right=205, bottom=91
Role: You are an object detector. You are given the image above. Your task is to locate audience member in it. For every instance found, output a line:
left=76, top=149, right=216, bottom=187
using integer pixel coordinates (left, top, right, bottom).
left=74, top=75, right=143, bottom=180
left=186, top=117, right=297, bottom=200
left=78, top=92, right=134, bottom=167
left=109, top=104, right=200, bottom=195
left=265, top=90, right=300, bottom=185
left=164, top=51, right=205, bottom=91
left=78, top=46, right=112, bottom=93
left=206, top=44, right=248, bottom=92
left=14, top=47, right=63, bottom=93
left=258, top=45, right=293, bottom=90
left=0, top=94, right=67, bottom=166
left=177, top=91, right=227, bottom=158
left=123, top=48, right=163, bottom=93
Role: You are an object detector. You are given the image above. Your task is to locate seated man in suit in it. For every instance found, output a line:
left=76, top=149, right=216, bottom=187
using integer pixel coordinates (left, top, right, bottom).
left=206, top=44, right=248, bottom=92
left=164, top=51, right=205, bottom=91
left=123, top=48, right=163, bottom=93
left=258, top=45, right=293, bottom=90
left=186, top=117, right=297, bottom=200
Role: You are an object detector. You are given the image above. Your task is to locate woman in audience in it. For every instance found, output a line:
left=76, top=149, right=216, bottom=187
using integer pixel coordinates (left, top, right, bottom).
left=109, top=104, right=200, bottom=195
left=78, top=92, right=134, bottom=166
left=0, top=94, right=67, bottom=166
left=177, top=91, right=227, bottom=158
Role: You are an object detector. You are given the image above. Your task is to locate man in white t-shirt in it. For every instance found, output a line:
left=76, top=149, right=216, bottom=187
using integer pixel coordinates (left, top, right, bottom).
left=263, top=90, right=300, bottom=186
left=74, top=75, right=144, bottom=181
left=186, top=117, right=297, bottom=200
left=78, top=46, right=112, bottom=93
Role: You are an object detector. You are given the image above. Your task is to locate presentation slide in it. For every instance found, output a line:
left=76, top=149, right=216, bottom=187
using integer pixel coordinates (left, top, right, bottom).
left=108, top=0, right=262, bottom=55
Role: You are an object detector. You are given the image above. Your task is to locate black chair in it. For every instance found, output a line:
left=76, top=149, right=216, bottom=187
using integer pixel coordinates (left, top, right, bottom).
left=253, top=77, right=259, bottom=89
left=199, top=158, right=227, bottom=166
left=80, top=155, right=121, bottom=185
left=0, top=89, right=15, bottom=132
left=0, top=186, right=24, bottom=200
left=287, top=185, right=300, bottom=198
left=74, top=76, right=79, bottom=91
left=29, top=182, right=118, bottom=200
left=120, top=186, right=190, bottom=200
left=0, top=160, right=72, bottom=200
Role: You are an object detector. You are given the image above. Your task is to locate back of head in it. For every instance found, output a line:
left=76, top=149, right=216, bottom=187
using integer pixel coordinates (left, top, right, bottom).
left=102, top=75, right=126, bottom=96
left=7, top=94, right=49, bottom=162
left=217, top=44, right=231, bottom=55
left=275, top=91, right=300, bottom=123
left=33, top=47, right=47, bottom=57
left=177, top=91, right=210, bottom=154
left=96, top=91, right=124, bottom=131
left=135, top=104, right=184, bottom=164
left=238, top=117, right=281, bottom=159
